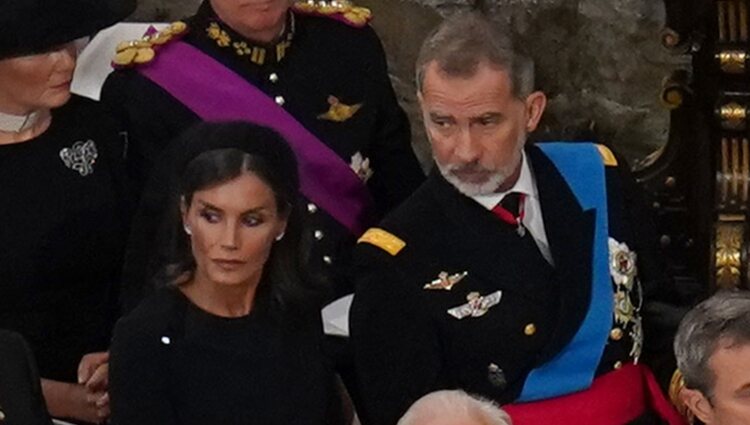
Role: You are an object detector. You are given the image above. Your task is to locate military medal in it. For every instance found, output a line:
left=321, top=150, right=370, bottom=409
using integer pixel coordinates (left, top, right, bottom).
left=424, top=271, right=468, bottom=291
left=349, top=152, right=373, bottom=183
left=447, top=290, right=502, bottom=319
left=318, top=95, right=362, bottom=122
left=59, top=140, right=97, bottom=177
left=516, top=219, right=526, bottom=237
left=608, top=237, right=644, bottom=363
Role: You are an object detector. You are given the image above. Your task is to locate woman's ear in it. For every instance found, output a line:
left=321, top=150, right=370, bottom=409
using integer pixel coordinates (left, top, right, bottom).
left=524, top=91, right=547, bottom=133
left=180, top=196, right=190, bottom=231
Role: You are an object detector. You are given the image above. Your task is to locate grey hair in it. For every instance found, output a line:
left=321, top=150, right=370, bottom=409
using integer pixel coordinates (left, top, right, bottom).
left=674, top=290, right=750, bottom=398
left=415, top=12, right=535, bottom=99
left=397, top=390, right=512, bottom=425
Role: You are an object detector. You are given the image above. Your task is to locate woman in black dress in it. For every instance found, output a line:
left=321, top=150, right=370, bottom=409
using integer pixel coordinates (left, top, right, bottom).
left=109, top=122, right=342, bottom=425
left=0, top=0, right=134, bottom=423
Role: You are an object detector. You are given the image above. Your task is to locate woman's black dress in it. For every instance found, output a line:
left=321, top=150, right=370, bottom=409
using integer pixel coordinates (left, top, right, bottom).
left=110, top=286, right=339, bottom=425
left=0, top=95, right=130, bottom=382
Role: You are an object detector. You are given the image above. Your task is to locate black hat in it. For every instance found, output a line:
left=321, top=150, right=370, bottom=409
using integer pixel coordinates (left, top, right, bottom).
left=0, top=0, right=137, bottom=58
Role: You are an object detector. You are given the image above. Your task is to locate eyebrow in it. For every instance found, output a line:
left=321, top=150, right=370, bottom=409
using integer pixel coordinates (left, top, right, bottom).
left=736, top=382, right=750, bottom=395
left=471, top=112, right=503, bottom=121
left=196, top=200, right=268, bottom=215
left=429, top=112, right=453, bottom=120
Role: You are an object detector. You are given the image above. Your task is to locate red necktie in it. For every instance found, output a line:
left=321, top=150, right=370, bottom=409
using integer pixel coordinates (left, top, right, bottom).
left=492, top=192, right=526, bottom=236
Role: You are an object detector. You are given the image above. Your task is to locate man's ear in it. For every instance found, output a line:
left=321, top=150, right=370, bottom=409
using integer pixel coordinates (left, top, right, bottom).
left=681, top=387, right=714, bottom=424
left=524, top=91, right=547, bottom=133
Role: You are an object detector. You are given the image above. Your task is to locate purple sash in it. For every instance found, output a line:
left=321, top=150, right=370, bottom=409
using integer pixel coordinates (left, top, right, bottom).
left=137, top=40, right=375, bottom=235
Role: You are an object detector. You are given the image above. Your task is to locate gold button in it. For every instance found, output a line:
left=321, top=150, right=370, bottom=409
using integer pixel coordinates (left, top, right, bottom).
left=269, top=73, right=279, bottom=83
left=323, top=255, right=333, bottom=264
left=307, top=203, right=318, bottom=214
left=314, top=230, right=324, bottom=240
left=524, top=323, right=537, bottom=336
left=614, top=361, right=623, bottom=370
left=610, top=328, right=623, bottom=341
left=274, top=96, right=285, bottom=106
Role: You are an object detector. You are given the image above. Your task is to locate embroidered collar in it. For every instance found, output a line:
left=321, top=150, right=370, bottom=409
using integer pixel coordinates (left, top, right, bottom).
left=200, top=6, right=296, bottom=66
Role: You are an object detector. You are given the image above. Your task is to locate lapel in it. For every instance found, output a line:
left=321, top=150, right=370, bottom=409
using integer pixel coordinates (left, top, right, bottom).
left=426, top=169, right=551, bottom=299
left=526, top=144, right=596, bottom=364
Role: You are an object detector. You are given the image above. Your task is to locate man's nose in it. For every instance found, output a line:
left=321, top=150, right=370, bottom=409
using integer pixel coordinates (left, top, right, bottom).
left=453, top=127, right=481, bottom=163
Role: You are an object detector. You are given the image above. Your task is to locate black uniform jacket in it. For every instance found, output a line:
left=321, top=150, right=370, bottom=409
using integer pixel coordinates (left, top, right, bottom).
left=0, top=330, right=53, bottom=425
left=100, top=2, right=425, bottom=310
left=350, top=143, right=671, bottom=425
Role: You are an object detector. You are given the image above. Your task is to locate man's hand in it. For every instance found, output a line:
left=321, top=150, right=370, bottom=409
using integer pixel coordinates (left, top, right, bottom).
left=41, top=379, right=109, bottom=424
left=77, top=351, right=109, bottom=385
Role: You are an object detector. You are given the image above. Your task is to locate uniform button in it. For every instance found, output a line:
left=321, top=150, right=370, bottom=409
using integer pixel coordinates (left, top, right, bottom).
left=614, top=361, right=623, bottom=370
left=524, top=323, right=537, bottom=336
left=160, top=336, right=171, bottom=345
left=307, top=203, right=318, bottom=213
left=610, top=328, right=623, bottom=341
left=314, top=230, right=324, bottom=240
left=274, top=96, right=285, bottom=106
left=323, top=255, right=333, bottom=264
left=487, top=363, right=507, bottom=389
left=269, top=73, right=279, bottom=83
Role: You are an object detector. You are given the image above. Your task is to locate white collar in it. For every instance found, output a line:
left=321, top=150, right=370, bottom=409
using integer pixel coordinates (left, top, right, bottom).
left=0, top=110, right=44, bottom=133
left=472, top=150, right=538, bottom=210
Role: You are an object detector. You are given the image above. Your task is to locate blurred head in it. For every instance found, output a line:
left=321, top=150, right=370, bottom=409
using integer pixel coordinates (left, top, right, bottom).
left=416, top=12, right=546, bottom=196
left=0, top=0, right=135, bottom=115
left=164, top=122, right=307, bottom=311
left=210, top=0, right=292, bottom=43
left=675, top=290, right=750, bottom=425
left=0, top=43, right=77, bottom=115
left=397, top=390, right=512, bottom=425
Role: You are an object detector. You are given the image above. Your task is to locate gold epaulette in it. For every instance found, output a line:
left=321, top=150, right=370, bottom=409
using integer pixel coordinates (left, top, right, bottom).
left=112, top=21, right=188, bottom=67
left=292, top=0, right=372, bottom=28
left=358, top=228, right=405, bottom=256
left=595, top=144, right=618, bottom=167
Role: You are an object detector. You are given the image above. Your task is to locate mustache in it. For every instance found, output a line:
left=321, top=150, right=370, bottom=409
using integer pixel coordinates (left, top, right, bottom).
left=445, top=162, right=492, bottom=173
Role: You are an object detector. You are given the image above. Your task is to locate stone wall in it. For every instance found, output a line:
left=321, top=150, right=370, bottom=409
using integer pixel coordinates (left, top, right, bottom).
left=131, top=0, right=688, bottom=168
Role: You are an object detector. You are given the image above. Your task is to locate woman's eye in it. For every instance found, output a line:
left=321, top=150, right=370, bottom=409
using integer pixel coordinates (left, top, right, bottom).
left=199, top=210, right=221, bottom=223
left=242, top=215, right=262, bottom=227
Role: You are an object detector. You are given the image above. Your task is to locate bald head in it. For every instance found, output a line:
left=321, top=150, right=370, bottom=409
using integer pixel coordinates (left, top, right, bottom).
left=398, top=390, right=512, bottom=425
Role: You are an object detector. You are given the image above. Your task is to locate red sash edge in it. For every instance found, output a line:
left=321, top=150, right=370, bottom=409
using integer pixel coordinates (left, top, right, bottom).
left=503, top=363, right=688, bottom=425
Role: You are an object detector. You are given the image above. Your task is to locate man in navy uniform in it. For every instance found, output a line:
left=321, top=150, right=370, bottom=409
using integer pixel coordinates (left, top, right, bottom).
left=351, top=12, right=685, bottom=425
left=101, top=0, right=425, bottom=309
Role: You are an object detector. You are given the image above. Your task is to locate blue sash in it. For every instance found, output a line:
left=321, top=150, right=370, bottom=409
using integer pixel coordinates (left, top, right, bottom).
left=517, top=142, right=612, bottom=401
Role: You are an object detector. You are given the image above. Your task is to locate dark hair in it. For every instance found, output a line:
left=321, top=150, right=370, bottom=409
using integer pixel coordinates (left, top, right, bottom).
left=415, top=12, right=535, bottom=98
left=157, top=122, right=316, bottom=315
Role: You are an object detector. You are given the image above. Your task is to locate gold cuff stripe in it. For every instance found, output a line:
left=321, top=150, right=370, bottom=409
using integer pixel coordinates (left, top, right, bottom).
left=358, top=228, right=405, bottom=256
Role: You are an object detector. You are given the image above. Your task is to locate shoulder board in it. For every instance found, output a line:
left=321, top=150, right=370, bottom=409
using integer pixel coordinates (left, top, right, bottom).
left=595, top=144, right=618, bottom=167
left=358, top=227, right=405, bottom=256
left=292, top=1, right=372, bottom=28
left=112, top=21, right=188, bottom=68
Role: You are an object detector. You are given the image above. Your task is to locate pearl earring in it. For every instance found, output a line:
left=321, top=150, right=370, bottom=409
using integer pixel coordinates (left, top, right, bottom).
left=275, top=232, right=285, bottom=241
left=184, top=225, right=192, bottom=236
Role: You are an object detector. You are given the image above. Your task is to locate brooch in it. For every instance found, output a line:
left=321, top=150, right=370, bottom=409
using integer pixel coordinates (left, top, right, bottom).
left=60, top=140, right=98, bottom=177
